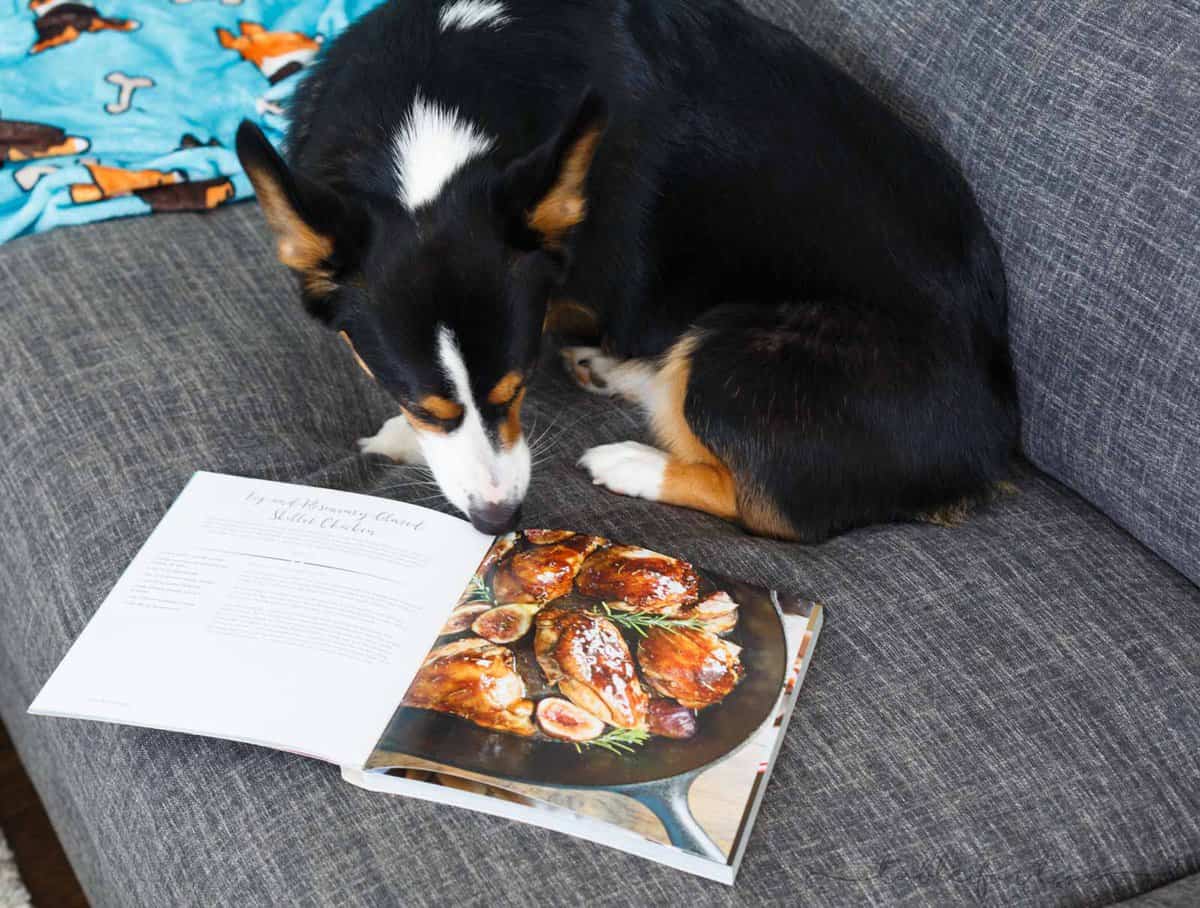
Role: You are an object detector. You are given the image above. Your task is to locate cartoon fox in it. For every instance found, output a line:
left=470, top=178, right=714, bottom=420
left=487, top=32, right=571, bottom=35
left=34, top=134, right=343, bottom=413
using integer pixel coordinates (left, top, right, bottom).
left=138, top=176, right=235, bottom=212
left=216, top=21, right=322, bottom=83
left=1, top=116, right=90, bottom=163
left=68, top=162, right=233, bottom=211
left=28, top=0, right=139, bottom=55
left=69, top=163, right=185, bottom=204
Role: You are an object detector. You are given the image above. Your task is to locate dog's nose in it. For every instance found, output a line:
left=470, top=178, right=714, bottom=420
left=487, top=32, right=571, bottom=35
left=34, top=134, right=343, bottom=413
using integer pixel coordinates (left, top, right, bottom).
left=468, top=500, right=522, bottom=535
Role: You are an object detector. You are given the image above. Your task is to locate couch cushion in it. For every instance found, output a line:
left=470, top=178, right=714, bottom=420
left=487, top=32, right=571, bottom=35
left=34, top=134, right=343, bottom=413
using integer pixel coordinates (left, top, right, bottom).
left=1, top=205, right=1198, bottom=907
left=735, top=0, right=1200, bottom=585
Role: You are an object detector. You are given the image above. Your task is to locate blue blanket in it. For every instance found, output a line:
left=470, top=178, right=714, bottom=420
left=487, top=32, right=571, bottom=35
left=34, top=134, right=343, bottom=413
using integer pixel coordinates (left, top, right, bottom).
left=0, top=0, right=383, bottom=243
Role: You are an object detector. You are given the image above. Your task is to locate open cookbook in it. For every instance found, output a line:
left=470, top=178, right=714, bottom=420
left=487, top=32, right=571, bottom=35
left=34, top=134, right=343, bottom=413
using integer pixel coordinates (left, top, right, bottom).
left=29, top=472, right=823, bottom=884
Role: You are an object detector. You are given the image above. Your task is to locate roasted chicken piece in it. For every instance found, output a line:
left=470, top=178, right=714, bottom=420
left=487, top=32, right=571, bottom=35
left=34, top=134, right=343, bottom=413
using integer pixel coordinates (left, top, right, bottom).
left=680, top=590, right=740, bottom=634
left=480, top=531, right=519, bottom=571
left=638, top=627, right=744, bottom=709
left=453, top=532, right=517, bottom=608
left=402, top=638, right=535, bottom=736
left=492, top=533, right=606, bottom=604
left=534, top=608, right=649, bottom=729
left=575, top=545, right=701, bottom=615
left=523, top=529, right=577, bottom=544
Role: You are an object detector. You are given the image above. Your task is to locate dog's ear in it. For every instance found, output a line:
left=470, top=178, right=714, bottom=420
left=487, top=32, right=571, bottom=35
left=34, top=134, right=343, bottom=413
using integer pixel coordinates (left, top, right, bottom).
left=236, top=121, right=367, bottom=319
left=496, top=89, right=608, bottom=252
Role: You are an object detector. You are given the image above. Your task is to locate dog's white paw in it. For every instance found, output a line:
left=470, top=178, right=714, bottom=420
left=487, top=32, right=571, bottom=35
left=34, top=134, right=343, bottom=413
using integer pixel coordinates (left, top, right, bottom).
left=578, top=441, right=668, bottom=500
left=357, top=415, right=425, bottom=464
left=561, top=346, right=623, bottom=395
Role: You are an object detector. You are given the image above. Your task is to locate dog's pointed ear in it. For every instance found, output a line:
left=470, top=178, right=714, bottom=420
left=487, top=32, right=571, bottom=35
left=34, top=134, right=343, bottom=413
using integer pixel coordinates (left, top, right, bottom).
left=236, top=121, right=367, bottom=318
left=496, top=89, right=608, bottom=252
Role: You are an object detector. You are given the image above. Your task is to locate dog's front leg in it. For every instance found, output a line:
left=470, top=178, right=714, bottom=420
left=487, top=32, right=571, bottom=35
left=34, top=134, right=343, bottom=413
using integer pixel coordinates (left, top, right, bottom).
left=566, top=339, right=741, bottom=523
left=357, top=415, right=425, bottom=464
left=579, top=442, right=739, bottom=521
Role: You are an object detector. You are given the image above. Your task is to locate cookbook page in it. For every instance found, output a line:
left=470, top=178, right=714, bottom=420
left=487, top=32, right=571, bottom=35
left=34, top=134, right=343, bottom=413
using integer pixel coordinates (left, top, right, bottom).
left=358, top=529, right=823, bottom=876
left=29, top=472, right=493, bottom=767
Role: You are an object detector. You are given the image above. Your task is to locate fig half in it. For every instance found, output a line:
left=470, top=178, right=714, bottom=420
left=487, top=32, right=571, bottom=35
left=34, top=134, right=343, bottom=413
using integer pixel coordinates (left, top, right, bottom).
left=647, top=699, right=698, bottom=739
left=536, top=697, right=605, bottom=742
left=440, top=603, right=491, bottom=635
left=471, top=604, right=536, bottom=644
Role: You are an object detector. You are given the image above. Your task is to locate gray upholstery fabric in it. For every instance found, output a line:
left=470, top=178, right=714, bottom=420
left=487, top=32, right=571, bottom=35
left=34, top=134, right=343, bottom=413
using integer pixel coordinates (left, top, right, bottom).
left=1121, top=874, right=1200, bottom=908
left=1, top=204, right=1199, bottom=907
left=734, top=0, right=1200, bottom=587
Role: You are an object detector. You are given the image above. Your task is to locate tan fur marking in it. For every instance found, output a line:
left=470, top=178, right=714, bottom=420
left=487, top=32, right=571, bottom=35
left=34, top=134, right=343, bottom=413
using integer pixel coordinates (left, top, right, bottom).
left=304, top=269, right=337, bottom=298
left=916, top=480, right=1016, bottom=528
left=649, top=332, right=722, bottom=467
left=499, top=388, right=526, bottom=449
left=487, top=371, right=524, bottom=406
left=993, top=480, right=1019, bottom=497
left=543, top=298, right=601, bottom=336
left=737, top=486, right=802, bottom=540
left=917, top=499, right=973, bottom=528
left=648, top=331, right=803, bottom=539
left=660, top=461, right=739, bottom=521
left=419, top=395, right=465, bottom=421
left=337, top=331, right=376, bottom=380
left=245, top=164, right=334, bottom=282
left=402, top=407, right=447, bottom=436
left=526, top=126, right=603, bottom=248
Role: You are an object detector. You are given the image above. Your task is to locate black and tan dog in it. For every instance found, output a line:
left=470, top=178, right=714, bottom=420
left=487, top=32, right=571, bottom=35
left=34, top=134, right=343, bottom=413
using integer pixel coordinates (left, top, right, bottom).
left=236, top=0, right=1018, bottom=540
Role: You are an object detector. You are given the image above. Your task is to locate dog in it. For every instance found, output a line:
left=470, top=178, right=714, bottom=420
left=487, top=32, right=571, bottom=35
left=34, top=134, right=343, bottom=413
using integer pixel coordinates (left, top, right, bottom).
left=236, top=0, right=1019, bottom=541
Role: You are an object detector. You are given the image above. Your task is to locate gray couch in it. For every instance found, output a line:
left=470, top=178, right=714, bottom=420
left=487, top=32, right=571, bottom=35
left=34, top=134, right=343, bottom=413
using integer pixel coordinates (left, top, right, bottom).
left=3, top=1, right=1198, bottom=905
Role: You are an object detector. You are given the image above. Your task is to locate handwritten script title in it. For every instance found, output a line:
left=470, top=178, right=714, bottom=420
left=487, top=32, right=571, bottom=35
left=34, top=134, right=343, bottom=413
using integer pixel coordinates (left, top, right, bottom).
left=243, top=491, right=425, bottom=537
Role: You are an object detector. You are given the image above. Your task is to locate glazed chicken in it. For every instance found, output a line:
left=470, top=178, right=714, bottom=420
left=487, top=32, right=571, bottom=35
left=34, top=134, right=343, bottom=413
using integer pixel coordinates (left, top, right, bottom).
left=680, top=590, right=740, bottom=634
left=478, top=531, right=519, bottom=574
left=492, top=533, right=606, bottom=604
left=534, top=607, right=649, bottom=729
left=453, top=532, right=517, bottom=610
left=523, top=529, right=577, bottom=544
left=638, top=627, right=744, bottom=709
left=574, top=545, right=701, bottom=615
left=402, top=638, right=536, bottom=736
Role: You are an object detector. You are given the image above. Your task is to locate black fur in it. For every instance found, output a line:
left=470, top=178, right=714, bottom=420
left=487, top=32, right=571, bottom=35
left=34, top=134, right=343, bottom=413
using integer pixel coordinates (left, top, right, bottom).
left=237, top=0, right=1019, bottom=542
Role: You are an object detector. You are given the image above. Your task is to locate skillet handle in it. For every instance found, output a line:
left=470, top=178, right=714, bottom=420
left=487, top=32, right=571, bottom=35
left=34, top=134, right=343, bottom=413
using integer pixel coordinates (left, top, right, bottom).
left=620, top=773, right=726, bottom=863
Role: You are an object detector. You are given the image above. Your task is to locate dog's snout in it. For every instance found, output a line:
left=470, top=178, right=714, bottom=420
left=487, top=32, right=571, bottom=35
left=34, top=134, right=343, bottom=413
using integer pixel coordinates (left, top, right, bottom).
left=468, top=500, right=523, bottom=535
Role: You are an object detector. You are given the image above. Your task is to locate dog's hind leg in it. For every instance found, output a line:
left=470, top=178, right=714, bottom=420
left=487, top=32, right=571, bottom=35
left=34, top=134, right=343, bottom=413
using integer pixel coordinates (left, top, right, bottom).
left=579, top=300, right=1017, bottom=541
left=561, top=346, right=657, bottom=400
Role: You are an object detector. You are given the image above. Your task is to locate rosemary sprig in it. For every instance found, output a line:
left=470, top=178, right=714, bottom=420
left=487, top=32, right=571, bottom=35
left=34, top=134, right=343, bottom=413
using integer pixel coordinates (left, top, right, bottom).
left=460, top=574, right=494, bottom=606
left=596, top=602, right=706, bottom=637
left=574, top=726, right=651, bottom=755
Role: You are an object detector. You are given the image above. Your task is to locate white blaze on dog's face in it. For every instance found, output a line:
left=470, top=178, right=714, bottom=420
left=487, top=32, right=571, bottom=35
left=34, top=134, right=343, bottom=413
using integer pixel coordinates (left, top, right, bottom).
left=405, top=327, right=530, bottom=533
left=234, top=90, right=608, bottom=535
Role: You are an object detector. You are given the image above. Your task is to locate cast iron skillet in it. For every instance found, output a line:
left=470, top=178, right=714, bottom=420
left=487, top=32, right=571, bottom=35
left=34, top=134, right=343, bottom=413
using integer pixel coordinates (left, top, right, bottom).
left=373, top=572, right=789, bottom=861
